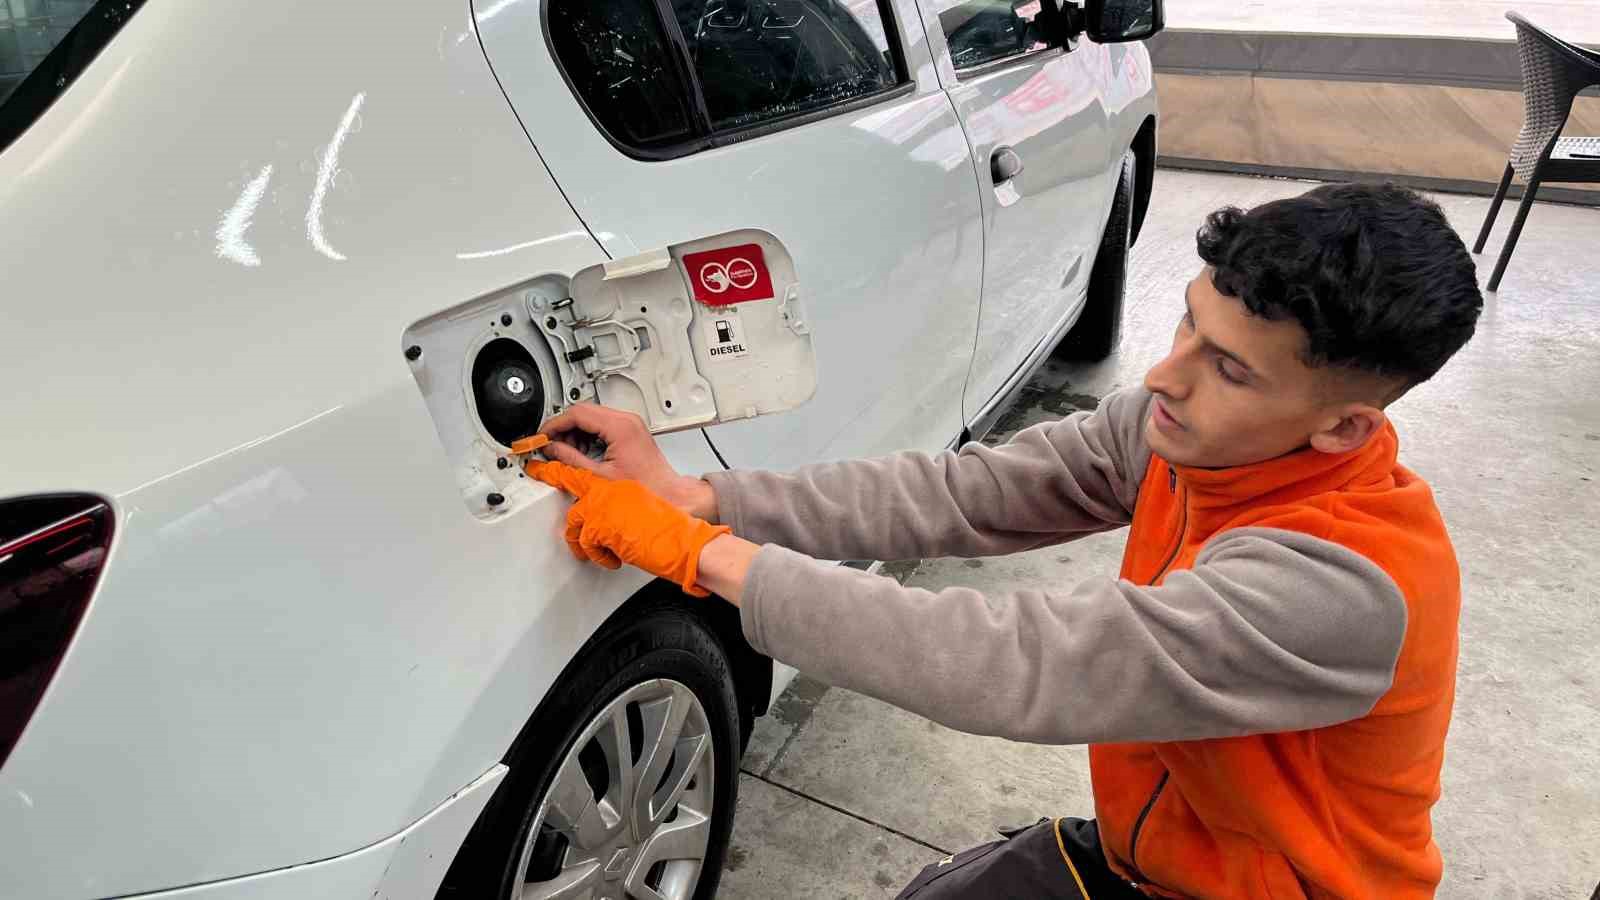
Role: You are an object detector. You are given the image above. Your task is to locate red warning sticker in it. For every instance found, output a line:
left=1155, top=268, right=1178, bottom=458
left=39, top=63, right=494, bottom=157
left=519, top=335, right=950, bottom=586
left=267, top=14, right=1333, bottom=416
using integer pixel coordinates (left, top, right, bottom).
left=682, top=244, right=775, bottom=306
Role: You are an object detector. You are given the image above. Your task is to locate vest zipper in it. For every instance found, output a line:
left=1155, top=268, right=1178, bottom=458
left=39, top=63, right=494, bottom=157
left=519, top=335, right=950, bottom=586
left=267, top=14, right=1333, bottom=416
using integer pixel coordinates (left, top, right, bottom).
left=1126, top=771, right=1170, bottom=883
left=1151, top=465, right=1188, bottom=584
left=1123, top=465, right=1185, bottom=885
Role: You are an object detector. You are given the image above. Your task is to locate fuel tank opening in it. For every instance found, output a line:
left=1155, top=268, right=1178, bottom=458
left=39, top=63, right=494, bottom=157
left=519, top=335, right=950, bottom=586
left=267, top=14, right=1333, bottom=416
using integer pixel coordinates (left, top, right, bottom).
left=472, top=338, right=545, bottom=447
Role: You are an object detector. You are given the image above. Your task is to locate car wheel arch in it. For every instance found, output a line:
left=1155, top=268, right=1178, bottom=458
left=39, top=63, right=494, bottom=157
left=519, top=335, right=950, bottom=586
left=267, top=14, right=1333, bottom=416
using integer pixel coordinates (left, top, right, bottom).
left=1130, top=115, right=1156, bottom=246
left=501, top=579, right=771, bottom=771
left=439, top=583, right=752, bottom=898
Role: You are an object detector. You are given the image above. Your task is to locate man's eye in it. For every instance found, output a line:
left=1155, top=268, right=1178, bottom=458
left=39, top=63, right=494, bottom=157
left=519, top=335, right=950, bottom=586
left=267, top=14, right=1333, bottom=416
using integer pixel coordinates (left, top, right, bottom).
left=1215, top=357, right=1246, bottom=385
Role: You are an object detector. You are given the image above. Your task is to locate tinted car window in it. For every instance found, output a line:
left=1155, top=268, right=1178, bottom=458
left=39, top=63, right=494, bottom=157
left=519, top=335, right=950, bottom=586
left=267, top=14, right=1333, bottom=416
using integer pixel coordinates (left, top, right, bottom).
left=936, top=0, right=1050, bottom=70
left=548, top=0, right=698, bottom=149
left=1, top=0, right=94, bottom=106
left=672, top=0, right=897, bottom=130
left=1, top=0, right=141, bottom=154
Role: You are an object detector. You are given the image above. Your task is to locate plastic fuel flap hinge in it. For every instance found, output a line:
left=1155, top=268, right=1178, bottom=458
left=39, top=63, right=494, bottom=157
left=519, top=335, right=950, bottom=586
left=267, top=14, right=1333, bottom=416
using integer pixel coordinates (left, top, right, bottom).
left=539, top=300, right=650, bottom=393
left=572, top=320, right=644, bottom=377
left=555, top=248, right=673, bottom=385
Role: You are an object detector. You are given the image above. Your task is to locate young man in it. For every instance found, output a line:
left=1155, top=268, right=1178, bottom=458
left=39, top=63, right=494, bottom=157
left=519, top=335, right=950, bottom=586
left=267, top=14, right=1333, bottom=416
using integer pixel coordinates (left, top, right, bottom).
left=528, top=183, right=1483, bottom=898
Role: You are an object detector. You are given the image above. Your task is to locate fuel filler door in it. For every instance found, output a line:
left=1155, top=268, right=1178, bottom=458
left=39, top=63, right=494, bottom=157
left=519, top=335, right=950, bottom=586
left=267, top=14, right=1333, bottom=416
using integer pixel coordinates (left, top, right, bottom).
left=403, top=229, right=816, bottom=518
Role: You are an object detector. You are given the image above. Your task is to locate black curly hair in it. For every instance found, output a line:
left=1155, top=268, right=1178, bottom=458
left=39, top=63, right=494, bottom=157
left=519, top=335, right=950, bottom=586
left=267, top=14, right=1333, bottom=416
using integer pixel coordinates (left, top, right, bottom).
left=1196, top=183, right=1483, bottom=390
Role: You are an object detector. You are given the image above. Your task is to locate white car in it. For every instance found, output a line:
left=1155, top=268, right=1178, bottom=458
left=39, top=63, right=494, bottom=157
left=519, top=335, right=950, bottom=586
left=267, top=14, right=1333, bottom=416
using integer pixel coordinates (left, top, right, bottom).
left=0, top=0, right=1158, bottom=896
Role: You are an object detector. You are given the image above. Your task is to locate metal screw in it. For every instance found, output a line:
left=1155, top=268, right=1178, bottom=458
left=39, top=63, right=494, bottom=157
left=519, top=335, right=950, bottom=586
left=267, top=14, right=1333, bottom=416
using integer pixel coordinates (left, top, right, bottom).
left=501, top=313, right=513, bottom=327
left=486, top=492, right=506, bottom=507
left=545, top=316, right=559, bottom=330
left=569, top=387, right=581, bottom=401
left=496, top=457, right=509, bottom=470
left=404, top=345, right=422, bottom=361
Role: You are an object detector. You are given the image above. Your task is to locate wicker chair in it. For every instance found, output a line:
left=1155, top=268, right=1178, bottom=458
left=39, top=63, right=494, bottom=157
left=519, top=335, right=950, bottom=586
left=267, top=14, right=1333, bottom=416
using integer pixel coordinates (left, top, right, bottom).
left=1473, top=12, right=1600, bottom=291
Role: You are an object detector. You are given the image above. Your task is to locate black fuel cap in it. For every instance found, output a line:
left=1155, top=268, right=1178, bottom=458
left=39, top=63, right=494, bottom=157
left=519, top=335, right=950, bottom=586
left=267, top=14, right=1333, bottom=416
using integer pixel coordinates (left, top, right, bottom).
left=472, top=339, right=545, bottom=446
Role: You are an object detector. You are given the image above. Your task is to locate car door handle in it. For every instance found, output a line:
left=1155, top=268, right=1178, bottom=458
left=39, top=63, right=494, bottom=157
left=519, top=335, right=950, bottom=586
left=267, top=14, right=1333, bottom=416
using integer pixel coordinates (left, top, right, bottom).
left=990, top=146, right=1024, bottom=184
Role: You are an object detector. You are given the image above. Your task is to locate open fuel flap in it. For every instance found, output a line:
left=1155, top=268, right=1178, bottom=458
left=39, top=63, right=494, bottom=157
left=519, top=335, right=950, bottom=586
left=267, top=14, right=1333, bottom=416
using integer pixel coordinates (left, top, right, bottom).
left=403, top=229, right=816, bottom=519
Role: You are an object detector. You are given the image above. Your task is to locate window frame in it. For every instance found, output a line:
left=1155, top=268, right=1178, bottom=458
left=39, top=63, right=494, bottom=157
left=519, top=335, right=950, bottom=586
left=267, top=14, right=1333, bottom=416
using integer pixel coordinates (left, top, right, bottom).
left=949, top=42, right=1064, bottom=79
left=938, top=0, right=1070, bottom=81
left=541, top=0, right=918, bottom=161
left=0, top=0, right=149, bottom=157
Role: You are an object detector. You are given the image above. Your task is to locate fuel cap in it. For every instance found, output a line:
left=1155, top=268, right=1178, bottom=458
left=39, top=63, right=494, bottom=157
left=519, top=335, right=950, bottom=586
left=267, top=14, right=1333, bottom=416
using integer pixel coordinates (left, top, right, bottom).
left=472, top=339, right=545, bottom=446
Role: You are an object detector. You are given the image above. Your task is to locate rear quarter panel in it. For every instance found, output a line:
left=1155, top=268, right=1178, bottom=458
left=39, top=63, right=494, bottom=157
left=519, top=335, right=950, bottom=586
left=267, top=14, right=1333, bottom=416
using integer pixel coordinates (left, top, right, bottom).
left=0, top=0, right=720, bottom=896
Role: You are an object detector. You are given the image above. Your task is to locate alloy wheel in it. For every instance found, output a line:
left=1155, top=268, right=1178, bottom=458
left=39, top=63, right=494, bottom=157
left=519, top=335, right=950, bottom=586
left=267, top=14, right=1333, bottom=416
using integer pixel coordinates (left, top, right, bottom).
left=513, top=678, right=716, bottom=900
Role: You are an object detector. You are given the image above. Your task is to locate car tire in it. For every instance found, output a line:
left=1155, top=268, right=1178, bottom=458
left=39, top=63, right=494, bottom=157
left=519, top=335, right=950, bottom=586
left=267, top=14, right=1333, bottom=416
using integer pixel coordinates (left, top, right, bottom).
left=440, top=602, right=741, bottom=900
left=1056, top=150, right=1135, bottom=362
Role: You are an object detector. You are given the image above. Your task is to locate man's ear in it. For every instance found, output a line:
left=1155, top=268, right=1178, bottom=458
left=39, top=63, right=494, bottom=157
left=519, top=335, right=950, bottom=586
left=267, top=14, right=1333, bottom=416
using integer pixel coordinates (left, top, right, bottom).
left=1309, top=404, right=1386, bottom=455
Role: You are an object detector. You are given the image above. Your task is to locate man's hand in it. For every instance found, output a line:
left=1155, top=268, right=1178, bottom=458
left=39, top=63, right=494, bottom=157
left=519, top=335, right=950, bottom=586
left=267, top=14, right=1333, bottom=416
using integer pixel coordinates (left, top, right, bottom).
left=528, top=460, right=732, bottom=598
left=537, top=404, right=719, bottom=521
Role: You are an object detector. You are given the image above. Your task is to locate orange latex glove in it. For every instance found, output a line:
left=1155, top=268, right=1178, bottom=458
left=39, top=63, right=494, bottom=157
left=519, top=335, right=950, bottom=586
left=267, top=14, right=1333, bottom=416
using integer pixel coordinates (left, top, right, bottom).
left=527, top=460, right=731, bottom=597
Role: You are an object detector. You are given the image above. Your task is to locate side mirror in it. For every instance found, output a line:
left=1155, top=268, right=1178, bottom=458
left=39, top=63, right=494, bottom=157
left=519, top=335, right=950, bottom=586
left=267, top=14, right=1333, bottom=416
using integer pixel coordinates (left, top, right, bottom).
left=1085, top=0, right=1163, bottom=43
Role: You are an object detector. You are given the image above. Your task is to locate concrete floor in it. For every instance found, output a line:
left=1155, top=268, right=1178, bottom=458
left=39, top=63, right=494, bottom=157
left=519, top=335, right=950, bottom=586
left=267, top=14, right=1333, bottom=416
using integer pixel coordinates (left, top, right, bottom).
left=718, top=169, right=1600, bottom=899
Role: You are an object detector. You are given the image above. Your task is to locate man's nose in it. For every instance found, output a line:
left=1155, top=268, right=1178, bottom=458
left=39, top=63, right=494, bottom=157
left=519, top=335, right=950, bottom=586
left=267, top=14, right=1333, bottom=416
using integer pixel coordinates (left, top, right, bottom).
left=1144, top=351, right=1190, bottom=400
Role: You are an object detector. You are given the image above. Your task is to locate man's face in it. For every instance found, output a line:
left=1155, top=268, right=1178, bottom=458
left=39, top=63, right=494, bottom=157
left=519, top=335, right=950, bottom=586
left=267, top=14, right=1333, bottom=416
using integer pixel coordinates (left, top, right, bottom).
left=1142, top=270, right=1363, bottom=469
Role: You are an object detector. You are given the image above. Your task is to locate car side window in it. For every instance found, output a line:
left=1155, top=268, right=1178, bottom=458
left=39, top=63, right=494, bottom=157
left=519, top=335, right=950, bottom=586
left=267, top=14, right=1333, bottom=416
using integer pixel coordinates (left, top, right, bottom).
left=670, top=0, right=898, bottom=131
left=1, top=0, right=142, bottom=155
left=548, top=0, right=905, bottom=156
left=547, top=0, right=699, bottom=150
left=935, top=0, right=1052, bottom=70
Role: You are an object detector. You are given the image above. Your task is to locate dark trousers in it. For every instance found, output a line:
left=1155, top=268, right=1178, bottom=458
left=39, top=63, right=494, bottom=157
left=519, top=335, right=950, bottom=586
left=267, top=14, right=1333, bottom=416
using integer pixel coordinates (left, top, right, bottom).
left=895, top=818, right=1146, bottom=899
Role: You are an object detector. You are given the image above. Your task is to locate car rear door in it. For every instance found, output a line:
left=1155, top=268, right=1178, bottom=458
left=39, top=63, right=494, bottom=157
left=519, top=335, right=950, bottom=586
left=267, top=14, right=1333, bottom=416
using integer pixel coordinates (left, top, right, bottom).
left=473, top=0, right=986, bottom=470
left=918, top=0, right=1119, bottom=422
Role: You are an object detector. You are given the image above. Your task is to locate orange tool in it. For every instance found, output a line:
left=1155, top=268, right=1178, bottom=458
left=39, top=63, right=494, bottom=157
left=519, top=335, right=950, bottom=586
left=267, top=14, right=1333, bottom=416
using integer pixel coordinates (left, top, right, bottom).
left=510, top=434, right=551, bottom=456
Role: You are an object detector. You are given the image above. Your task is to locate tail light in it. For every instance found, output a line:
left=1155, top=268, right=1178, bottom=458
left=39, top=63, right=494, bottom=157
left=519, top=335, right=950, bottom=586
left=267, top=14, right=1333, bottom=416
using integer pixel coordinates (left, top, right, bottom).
left=0, top=495, right=113, bottom=769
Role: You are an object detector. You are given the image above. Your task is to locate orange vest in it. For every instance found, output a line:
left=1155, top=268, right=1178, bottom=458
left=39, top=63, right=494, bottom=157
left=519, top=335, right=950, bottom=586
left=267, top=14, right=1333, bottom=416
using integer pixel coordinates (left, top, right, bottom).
left=1091, top=424, right=1459, bottom=898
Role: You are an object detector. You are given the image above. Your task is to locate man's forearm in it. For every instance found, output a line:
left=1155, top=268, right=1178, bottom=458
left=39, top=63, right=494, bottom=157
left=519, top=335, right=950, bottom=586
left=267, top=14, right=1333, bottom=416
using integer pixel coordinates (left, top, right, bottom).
left=733, top=530, right=1407, bottom=745
left=695, top=533, right=758, bottom=605
left=703, top=389, right=1155, bottom=563
left=666, top=476, right=720, bottom=523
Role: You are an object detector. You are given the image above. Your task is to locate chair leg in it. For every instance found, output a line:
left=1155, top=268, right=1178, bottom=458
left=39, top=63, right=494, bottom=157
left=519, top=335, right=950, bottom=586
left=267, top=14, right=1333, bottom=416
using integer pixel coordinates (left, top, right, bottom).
left=1487, top=175, right=1542, bottom=292
left=1474, top=162, right=1514, bottom=254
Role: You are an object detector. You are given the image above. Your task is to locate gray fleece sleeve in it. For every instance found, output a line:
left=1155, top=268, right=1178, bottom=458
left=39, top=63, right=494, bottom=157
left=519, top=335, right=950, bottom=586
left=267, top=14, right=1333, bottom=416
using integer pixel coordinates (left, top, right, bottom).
left=738, top=527, right=1407, bottom=744
left=704, top=388, right=1154, bottom=562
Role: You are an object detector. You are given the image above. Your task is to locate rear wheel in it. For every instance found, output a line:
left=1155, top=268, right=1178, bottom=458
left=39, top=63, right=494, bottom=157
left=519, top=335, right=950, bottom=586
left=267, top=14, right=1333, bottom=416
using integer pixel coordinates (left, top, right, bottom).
left=1056, top=150, right=1135, bottom=361
left=441, top=605, right=740, bottom=900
